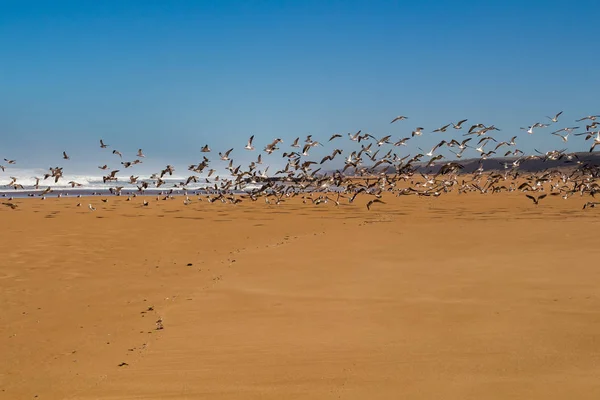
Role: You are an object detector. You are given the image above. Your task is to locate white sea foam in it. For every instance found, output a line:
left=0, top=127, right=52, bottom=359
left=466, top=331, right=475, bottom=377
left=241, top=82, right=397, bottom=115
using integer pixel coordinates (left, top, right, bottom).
left=0, top=169, right=109, bottom=188
left=0, top=168, right=265, bottom=193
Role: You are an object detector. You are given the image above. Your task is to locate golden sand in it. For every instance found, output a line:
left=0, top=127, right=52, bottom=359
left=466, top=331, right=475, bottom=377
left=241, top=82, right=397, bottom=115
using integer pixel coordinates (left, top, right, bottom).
left=1, top=193, right=600, bottom=399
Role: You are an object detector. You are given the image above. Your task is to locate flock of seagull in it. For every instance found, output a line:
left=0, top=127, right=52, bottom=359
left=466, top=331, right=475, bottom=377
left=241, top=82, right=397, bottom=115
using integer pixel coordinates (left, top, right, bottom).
left=2, top=111, right=600, bottom=211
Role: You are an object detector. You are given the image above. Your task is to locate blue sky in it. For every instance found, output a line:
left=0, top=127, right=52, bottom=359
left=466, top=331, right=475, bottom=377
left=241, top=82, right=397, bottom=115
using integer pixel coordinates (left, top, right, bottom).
left=1, top=0, right=599, bottom=175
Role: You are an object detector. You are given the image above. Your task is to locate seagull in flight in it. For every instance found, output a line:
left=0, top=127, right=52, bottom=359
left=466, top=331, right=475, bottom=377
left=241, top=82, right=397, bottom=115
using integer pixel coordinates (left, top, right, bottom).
left=200, top=145, right=211, bottom=153
left=370, top=135, right=392, bottom=146
left=576, top=115, right=600, bottom=122
left=137, top=149, right=145, bottom=158
left=244, top=135, right=255, bottom=150
left=551, top=126, right=579, bottom=135
left=219, top=148, right=233, bottom=161
left=526, top=194, right=547, bottom=205
left=264, top=138, right=282, bottom=154
left=348, top=131, right=362, bottom=141
left=366, top=198, right=385, bottom=210
left=62, top=151, right=70, bottom=160
left=520, top=123, right=546, bottom=134
left=546, top=111, right=563, bottom=123
left=551, top=131, right=570, bottom=142
left=433, top=123, right=451, bottom=133
left=390, top=116, right=408, bottom=124
left=452, top=119, right=468, bottom=129
left=423, top=140, right=447, bottom=157
left=100, top=139, right=108, bottom=148
left=449, top=138, right=472, bottom=150
left=411, top=127, right=424, bottom=137
left=393, top=137, right=410, bottom=146
left=112, top=150, right=123, bottom=158
left=583, top=202, right=600, bottom=209
left=590, top=132, right=600, bottom=152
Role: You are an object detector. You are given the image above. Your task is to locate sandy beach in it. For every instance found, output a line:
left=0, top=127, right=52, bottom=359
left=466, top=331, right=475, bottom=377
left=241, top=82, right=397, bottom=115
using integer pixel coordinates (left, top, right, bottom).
left=1, top=192, right=600, bottom=399
left=3, top=0, right=599, bottom=398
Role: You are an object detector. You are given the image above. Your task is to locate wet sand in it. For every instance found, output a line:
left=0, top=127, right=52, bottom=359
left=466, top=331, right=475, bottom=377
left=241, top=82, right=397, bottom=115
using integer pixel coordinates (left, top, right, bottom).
left=1, top=192, right=600, bottom=399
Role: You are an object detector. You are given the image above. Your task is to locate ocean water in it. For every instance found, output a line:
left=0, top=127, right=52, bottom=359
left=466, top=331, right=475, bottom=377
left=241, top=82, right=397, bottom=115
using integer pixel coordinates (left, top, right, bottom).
left=0, top=171, right=265, bottom=198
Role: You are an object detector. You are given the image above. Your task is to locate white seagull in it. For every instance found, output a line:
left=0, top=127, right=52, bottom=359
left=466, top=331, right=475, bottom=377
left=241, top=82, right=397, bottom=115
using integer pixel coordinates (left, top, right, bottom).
left=546, top=111, right=563, bottom=123
left=390, top=116, right=408, bottom=124
left=245, top=135, right=255, bottom=150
